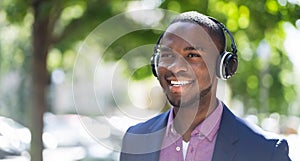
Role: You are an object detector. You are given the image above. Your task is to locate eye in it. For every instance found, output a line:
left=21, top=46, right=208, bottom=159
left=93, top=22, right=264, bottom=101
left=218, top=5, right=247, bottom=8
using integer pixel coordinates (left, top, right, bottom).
left=187, top=53, right=201, bottom=58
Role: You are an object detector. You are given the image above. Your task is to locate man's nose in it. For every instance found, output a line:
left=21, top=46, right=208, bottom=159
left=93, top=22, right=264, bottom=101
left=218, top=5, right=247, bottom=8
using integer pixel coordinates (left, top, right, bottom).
left=167, top=55, right=188, bottom=74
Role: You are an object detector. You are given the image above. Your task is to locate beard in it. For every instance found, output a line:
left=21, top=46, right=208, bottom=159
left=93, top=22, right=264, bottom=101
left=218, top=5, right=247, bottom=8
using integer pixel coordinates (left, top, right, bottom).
left=166, top=84, right=212, bottom=108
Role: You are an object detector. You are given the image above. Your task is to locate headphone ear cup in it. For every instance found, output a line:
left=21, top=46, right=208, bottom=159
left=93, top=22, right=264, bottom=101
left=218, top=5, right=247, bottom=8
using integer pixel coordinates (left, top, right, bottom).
left=150, top=54, right=158, bottom=77
left=217, top=52, right=238, bottom=80
left=151, top=33, right=164, bottom=77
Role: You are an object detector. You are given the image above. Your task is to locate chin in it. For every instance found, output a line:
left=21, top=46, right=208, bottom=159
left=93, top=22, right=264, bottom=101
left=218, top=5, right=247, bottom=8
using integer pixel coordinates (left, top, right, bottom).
left=167, top=94, right=200, bottom=108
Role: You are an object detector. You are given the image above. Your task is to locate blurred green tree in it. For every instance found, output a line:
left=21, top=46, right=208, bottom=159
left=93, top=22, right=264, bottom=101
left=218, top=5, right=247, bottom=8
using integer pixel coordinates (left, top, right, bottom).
left=2, top=0, right=122, bottom=160
left=0, top=0, right=299, bottom=161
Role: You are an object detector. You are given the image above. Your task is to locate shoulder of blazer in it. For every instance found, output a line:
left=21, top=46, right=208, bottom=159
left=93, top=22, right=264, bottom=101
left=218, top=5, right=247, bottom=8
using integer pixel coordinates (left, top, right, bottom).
left=213, top=104, right=290, bottom=161
left=219, top=104, right=286, bottom=143
left=120, top=110, right=170, bottom=159
left=127, top=110, right=170, bottom=134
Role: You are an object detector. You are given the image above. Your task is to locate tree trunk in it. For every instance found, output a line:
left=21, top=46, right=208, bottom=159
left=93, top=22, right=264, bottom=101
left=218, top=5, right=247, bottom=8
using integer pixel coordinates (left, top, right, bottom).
left=30, top=0, right=51, bottom=160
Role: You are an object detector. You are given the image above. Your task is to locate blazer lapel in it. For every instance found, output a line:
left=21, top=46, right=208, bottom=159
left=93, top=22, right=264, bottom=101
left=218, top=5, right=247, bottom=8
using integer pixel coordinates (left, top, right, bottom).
left=212, top=105, right=239, bottom=161
left=144, top=110, right=170, bottom=161
left=148, top=110, right=170, bottom=132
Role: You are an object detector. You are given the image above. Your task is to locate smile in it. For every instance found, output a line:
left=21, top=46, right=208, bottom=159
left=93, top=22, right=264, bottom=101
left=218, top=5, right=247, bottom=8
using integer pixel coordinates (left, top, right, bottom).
left=170, top=80, right=194, bottom=87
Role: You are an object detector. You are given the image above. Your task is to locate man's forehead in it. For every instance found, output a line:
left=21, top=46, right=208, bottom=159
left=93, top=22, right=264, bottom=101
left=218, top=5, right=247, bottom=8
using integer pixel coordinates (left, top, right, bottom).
left=165, top=21, right=209, bottom=37
left=161, top=21, right=218, bottom=53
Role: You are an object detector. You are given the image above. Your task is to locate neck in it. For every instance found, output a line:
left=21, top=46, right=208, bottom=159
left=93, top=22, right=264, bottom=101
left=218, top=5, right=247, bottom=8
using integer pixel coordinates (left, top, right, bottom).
left=172, top=87, right=218, bottom=142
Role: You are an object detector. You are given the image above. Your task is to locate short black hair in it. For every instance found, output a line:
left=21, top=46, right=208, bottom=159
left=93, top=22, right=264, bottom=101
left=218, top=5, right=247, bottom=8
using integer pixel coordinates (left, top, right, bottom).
left=170, top=11, right=226, bottom=53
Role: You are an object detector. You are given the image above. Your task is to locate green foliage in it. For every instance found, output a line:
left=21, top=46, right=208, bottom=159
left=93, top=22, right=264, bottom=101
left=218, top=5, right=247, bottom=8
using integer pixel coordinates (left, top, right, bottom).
left=3, top=0, right=30, bottom=24
left=1, top=0, right=300, bottom=124
left=0, top=1, right=299, bottom=161
left=53, top=0, right=117, bottom=52
left=1, top=0, right=300, bottom=117
left=131, top=65, right=152, bottom=80
left=105, top=30, right=159, bottom=61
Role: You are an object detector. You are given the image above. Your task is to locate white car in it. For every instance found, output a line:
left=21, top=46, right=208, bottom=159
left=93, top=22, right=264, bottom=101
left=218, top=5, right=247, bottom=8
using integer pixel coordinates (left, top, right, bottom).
left=0, top=116, right=31, bottom=160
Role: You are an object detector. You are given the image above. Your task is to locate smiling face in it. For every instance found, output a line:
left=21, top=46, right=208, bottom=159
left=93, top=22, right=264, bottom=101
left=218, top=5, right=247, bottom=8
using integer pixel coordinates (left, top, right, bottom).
left=157, top=21, right=219, bottom=108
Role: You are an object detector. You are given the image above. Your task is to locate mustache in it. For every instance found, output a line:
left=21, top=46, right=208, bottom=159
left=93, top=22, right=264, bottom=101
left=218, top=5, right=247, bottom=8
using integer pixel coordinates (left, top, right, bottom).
left=165, top=71, right=195, bottom=79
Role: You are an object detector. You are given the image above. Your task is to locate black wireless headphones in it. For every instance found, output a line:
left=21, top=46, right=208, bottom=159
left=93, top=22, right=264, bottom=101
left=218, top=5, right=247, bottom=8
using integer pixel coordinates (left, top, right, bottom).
left=150, top=16, right=238, bottom=80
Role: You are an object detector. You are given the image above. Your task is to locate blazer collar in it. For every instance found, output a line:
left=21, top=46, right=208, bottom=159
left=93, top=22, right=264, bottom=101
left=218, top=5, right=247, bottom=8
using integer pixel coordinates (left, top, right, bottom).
left=144, top=105, right=240, bottom=161
left=212, top=105, right=239, bottom=161
left=141, top=110, right=170, bottom=161
left=148, top=110, right=170, bottom=132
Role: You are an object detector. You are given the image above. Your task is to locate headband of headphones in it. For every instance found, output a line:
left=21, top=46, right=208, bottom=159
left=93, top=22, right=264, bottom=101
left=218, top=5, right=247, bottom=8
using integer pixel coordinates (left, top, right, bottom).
left=207, top=17, right=238, bottom=56
left=150, top=16, right=238, bottom=80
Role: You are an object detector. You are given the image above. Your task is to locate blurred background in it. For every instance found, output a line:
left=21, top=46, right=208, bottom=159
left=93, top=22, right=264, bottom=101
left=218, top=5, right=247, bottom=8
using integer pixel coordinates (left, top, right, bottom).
left=0, top=0, right=300, bottom=161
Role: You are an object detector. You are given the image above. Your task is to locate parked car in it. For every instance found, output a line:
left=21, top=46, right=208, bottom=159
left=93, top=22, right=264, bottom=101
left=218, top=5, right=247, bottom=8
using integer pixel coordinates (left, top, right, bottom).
left=0, top=116, right=31, bottom=160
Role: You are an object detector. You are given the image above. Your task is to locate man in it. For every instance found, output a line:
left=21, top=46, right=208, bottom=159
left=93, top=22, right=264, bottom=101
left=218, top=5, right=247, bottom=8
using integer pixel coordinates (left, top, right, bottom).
left=120, top=11, right=291, bottom=161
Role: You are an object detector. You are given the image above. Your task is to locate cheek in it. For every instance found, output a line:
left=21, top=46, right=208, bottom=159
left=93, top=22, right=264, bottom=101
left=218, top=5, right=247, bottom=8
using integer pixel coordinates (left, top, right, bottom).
left=194, top=63, right=212, bottom=83
left=157, top=67, right=168, bottom=84
left=157, top=66, right=166, bottom=78
left=202, top=55, right=218, bottom=79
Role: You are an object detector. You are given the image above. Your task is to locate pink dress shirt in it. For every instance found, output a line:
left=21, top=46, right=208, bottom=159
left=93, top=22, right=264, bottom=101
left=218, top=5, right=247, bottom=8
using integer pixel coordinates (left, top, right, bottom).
left=159, top=100, right=223, bottom=161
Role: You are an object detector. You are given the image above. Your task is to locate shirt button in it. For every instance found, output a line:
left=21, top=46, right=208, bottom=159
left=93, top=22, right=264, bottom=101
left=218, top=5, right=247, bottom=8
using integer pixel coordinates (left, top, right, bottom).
left=176, top=146, right=181, bottom=152
left=199, top=133, right=205, bottom=139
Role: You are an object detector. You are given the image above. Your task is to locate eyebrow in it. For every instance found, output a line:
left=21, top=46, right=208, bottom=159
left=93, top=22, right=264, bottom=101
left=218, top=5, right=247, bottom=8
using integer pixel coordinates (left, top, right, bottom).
left=159, top=46, right=204, bottom=52
left=183, top=46, right=204, bottom=51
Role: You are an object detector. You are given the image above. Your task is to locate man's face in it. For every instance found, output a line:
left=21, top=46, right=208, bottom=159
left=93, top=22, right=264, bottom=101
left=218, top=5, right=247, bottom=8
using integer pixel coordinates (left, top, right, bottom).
left=157, top=21, right=219, bottom=107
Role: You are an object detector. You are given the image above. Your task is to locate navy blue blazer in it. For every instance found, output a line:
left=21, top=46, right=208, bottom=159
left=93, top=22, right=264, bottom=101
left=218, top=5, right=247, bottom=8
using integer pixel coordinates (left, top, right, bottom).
left=120, top=104, right=291, bottom=161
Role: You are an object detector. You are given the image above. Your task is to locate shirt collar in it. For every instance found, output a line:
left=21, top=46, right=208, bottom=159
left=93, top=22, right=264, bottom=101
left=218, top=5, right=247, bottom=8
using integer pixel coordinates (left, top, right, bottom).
left=165, top=99, right=224, bottom=142
left=165, top=107, right=176, bottom=136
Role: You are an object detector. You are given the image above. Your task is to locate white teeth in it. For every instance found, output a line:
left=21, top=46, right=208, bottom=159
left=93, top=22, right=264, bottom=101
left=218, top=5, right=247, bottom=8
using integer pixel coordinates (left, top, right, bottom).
left=170, top=80, right=191, bottom=86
